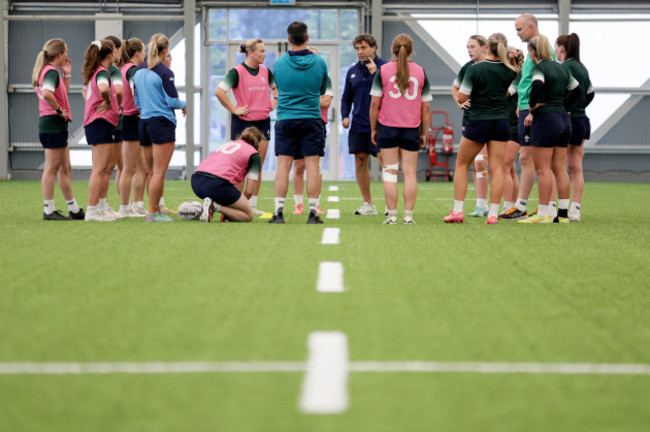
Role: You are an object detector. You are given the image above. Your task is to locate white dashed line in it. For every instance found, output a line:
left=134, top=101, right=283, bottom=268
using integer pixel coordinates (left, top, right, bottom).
left=327, top=196, right=339, bottom=202
left=321, top=228, right=340, bottom=245
left=316, top=262, right=345, bottom=293
left=328, top=186, right=339, bottom=192
left=326, top=209, right=340, bottom=219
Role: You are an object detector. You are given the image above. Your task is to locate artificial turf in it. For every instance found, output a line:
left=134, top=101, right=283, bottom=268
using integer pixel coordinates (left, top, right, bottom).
left=1, top=179, right=648, bottom=431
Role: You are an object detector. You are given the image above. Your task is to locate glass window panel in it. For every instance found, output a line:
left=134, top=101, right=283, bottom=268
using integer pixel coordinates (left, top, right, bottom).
left=340, top=10, right=359, bottom=41
left=338, top=44, right=357, bottom=180
left=209, top=9, right=227, bottom=41
left=228, top=9, right=337, bottom=41
left=170, top=23, right=202, bottom=87
left=208, top=45, right=229, bottom=155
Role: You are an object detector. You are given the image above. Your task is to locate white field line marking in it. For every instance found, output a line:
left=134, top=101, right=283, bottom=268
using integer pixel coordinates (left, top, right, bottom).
left=327, top=196, right=339, bottom=202
left=316, top=262, right=345, bottom=293
left=329, top=186, right=339, bottom=192
left=326, top=209, right=340, bottom=219
left=299, top=332, right=349, bottom=414
left=321, top=228, right=340, bottom=245
left=1, top=361, right=649, bottom=376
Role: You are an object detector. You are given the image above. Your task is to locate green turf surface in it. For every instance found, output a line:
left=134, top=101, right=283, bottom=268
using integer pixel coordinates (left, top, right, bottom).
left=1, top=179, right=649, bottom=431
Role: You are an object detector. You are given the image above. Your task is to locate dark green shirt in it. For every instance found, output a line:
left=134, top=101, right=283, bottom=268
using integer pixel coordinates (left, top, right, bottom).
left=508, top=73, right=521, bottom=131
left=459, top=60, right=517, bottom=121
left=560, top=59, right=593, bottom=117
left=531, top=60, right=579, bottom=113
left=109, top=64, right=123, bottom=130
left=454, top=60, right=473, bottom=124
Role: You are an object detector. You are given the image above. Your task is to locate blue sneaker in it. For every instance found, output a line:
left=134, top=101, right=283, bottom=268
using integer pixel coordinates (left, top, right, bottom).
left=146, top=212, right=173, bottom=222
left=468, top=206, right=488, bottom=217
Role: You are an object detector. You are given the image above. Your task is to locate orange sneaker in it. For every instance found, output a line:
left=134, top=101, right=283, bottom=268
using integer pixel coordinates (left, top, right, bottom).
left=292, top=203, right=304, bottom=215
left=443, top=211, right=464, bottom=223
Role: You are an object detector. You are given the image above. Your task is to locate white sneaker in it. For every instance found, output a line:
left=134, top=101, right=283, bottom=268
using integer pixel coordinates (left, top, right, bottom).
left=403, top=217, right=415, bottom=225
left=104, top=206, right=124, bottom=219
left=200, top=197, right=214, bottom=223
left=252, top=208, right=265, bottom=216
left=568, top=211, right=581, bottom=222
left=85, top=210, right=116, bottom=222
left=383, top=216, right=397, bottom=225
left=131, top=205, right=148, bottom=216
left=119, top=207, right=141, bottom=218
left=355, top=203, right=378, bottom=215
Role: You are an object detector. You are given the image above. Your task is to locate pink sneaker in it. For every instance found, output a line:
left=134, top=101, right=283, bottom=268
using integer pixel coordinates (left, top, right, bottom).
left=443, top=211, right=464, bottom=223
left=316, top=206, right=325, bottom=215
left=485, top=216, right=498, bottom=225
left=292, top=203, right=304, bottom=215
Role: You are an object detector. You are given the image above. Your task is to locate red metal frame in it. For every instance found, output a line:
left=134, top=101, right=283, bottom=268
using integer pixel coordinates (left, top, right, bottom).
left=426, top=110, right=453, bottom=182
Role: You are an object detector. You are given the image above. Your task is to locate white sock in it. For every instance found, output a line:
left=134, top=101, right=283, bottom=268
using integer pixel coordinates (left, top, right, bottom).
left=249, top=196, right=258, bottom=209
left=549, top=201, right=557, bottom=210
left=488, top=203, right=500, bottom=218
left=477, top=198, right=488, bottom=210
left=387, top=209, right=397, bottom=217
left=570, top=202, right=581, bottom=213
left=66, top=198, right=80, bottom=213
left=453, top=200, right=464, bottom=213
left=558, top=199, right=570, bottom=210
left=134, top=201, right=144, bottom=209
left=515, top=198, right=527, bottom=212
left=159, top=197, right=165, bottom=206
left=538, top=204, right=549, bottom=217
left=98, top=198, right=107, bottom=211
left=503, top=201, right=515, bottom=211
left=308, top=198, right=318, bottom=213
left=87, top=205, right=98, bottom=214
left=44, top=200, right=55, bottom=215
left=214, top=202, right=222, bottom=212
left=120, top=204, right=130, bottom=212
left=274, top=197, right=285, bottom=214
left=404, top=210, right=414, bottom=219
left=294, top=194, right=303, bottom=205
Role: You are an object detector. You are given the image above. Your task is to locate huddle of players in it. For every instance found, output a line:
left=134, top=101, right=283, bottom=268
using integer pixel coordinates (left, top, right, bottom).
left=445, top=13, right=594, bottom=224
left=34, top=33, right=186, bottom=222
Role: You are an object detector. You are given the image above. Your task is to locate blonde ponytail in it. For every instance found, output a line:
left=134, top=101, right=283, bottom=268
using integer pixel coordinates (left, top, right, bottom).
left=528, top=35, right=552, bottom=61
left=392, top=33, right=414, bottom=94
left=489, top=33, right=516, bottom=71
left=148, top=33, right=169, bottom=69
left=32, top=38, right=66, bottom=88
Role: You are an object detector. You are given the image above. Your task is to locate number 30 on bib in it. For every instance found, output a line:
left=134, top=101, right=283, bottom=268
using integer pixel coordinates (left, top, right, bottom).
left=388, top=76, right=418, bottom=100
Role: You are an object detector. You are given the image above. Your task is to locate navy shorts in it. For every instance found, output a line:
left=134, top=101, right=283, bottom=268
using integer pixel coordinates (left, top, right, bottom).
left=377, top=123, right=421, bottom=152
left=231, top=116, right=271, bottom=141
left=85, top=119, right=116, bottom=145
left=275, top=118, right=323, bottom=158
left=191, top=172, right=241, bottom=207
left=569, top=116, right=591, bottom=146
left=509, top=128, right=519, bottom=144
left=122, top=114, right=140, bottom=141
left=463, top=119, right=509, bottom=143
left=295, top=122, right=326, bottom=160
left=39, top=131, right=68, bottom=149
left=530, top=111, right=571, bottom=148
left=348, top=130, right=379, bottom=156
left=518, top=109, right=531, bottom=146
left=139, top=116, right=176, bottom=147
left=113, top=128, right=123, bottom=143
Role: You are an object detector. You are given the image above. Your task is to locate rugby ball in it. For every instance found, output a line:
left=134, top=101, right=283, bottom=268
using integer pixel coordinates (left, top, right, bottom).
left=177, top=201, right=203, bottom=221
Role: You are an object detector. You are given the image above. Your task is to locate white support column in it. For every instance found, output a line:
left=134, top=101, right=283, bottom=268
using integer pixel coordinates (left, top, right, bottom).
left=201, top=7, right=210, bottom=161
left=559, top=0, right=571, bottom=35
left=185, top=0, right=196, bottom=177
left=0, top=0, right=9, bottom=179
left=371, top=0, right=382, bottom=53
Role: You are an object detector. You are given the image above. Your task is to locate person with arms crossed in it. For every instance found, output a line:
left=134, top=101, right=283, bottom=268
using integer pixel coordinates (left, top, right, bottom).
left=370, top=33, right=431, bottom=225
left=269, top=21, right=329, bottom=224
left=342, top=34, right=388, bottom=215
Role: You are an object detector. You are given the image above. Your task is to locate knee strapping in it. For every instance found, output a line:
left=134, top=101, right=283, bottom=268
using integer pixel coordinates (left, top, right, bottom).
left=474, top=154, right=488, bottom=163
left=476, top=171, right=489, bottom=178
left=383, top=163, right=399, bottom=183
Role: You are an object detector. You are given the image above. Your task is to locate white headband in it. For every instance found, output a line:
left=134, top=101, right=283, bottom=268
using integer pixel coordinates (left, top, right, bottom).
left=92, top=40, right=101, bottom=49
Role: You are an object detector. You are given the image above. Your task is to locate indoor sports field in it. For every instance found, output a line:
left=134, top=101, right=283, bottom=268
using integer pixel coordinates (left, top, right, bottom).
left=1, top=179, right=649, bottom=431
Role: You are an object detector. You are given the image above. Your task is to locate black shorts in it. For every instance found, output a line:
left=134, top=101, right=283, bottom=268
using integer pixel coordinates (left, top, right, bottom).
left=39, top=131, right=68, bottom=149
left=348, top=130, right=379, bottom=156
left=569, top=116, right=591, bottom=146
left=530, top=111, right=571, bottom=148
left=191, top=172, right=241, bottom=207
left=85, top=119, right=116, bottom=145
left=275, top=118, right=323, bottom=158
left=463, top=119, right=509, bottom=143
left=296, top=120, right=327, bottom=160
left=377, top=123, right=421, bottom=152
left=231, top=116, right=271, bottom=141
left=517, top=109, right=531, bottom=147
left=122, top=114, right=140, bottom=141
left=509, top=128, right=519, bottom=144
left=113, top=129, right=123, bottom=143
left=139, top=116, right=176, bottom=147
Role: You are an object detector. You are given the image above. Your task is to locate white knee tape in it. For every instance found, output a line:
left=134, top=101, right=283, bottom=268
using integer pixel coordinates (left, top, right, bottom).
left=474, top=154, right=488, bottom=162
left=318, top=157, right=323, bottom=175
left=476, top=171, right=489, bottom=178
left=383, top=163, right=399, bottom=183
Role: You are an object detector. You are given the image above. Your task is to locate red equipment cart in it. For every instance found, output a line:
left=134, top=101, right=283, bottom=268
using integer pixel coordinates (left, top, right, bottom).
left=425, top=110, right=454, bottom=182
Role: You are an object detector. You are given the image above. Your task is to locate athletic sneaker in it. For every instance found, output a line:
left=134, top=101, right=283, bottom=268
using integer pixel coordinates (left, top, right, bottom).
left=383, top=216, right=397, bottom=225
left=131, top=205, right=148, bottom=216
left=160, top=205, right=177, bottom=215
left=354, top=203, right=378, bottom=215
left=518, top=214, right=551, bottom=224
left=384, top=207, right=389, bottom=216
left=105, top=206, right=124, bottom=219
left=69, top=208, right=86, bottom=220
left=485, top=216, right=498, bottom=225
left=268, top=211, right=285, bottom=224
left=145, top=212, right=173, bottom=222
left=199, top=197, right=214, bottom=223
left=569, top=212, right=581, bottom=222
left=468, top=206, right=489, bottom=217
left=553, top=216, right=570, bottom=224
left=119, top=207, right=141, bottom=218
left=443, top=210, right=464, bottom=223
left=403, top=217, right=415, bottom=225
left=306, top=210, right=323, bottom=224
left=498, top=207, right=527, bottom=220
left=292, top=203, right=304, bottom=215
left=85, top=210, right=116, bottom=222
left=316, top=206, right=325, bottom=215
left=529, top=208, right=538, bottom=216
left=252, top=208, right=266, bottom=216
left=43, top=210, right=70, bottom=221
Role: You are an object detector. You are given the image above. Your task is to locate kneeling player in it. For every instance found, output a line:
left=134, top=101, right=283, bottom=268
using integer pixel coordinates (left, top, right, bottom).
left=191, top=127, right=263, bottom=222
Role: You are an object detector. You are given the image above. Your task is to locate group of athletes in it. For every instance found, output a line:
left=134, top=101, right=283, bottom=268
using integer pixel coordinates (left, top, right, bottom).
left=33, top=12, right=592, bottom=225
